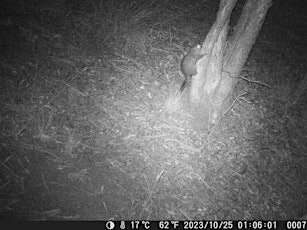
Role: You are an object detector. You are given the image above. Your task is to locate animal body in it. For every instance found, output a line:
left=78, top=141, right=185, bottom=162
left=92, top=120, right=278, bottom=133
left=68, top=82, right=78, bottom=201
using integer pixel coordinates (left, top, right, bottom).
left=179, top=44, right=204, bottom=92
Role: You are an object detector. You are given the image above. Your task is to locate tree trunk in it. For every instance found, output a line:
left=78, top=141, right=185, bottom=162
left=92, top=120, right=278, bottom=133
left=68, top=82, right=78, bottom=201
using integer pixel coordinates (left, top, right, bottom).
left=190, top=0, right=273, bottom=125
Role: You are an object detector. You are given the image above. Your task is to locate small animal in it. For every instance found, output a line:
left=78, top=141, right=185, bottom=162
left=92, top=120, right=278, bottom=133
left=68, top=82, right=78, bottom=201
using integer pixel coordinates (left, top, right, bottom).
left=179, top=44, right=204, bottom=92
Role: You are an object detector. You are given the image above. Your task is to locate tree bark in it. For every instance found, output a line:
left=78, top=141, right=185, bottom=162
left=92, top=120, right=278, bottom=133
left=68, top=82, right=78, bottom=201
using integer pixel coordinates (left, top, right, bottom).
left=189, top=0, right=273, bottom=125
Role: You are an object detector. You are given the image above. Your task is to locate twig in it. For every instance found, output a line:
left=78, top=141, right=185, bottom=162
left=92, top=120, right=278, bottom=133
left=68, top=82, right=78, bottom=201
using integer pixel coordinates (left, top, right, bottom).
left=225, top=71, right=271, bottom=88
left=208, top=92, right=247, bottom=138
left=41, top=173, right=50, bottom=192
left=165, top=138, right=201, bottom=153
left=238, top=74, right=271, bottom=88
left=139, top=170, right=165, bottom=218
left=113, top=52, right=145, bottom=69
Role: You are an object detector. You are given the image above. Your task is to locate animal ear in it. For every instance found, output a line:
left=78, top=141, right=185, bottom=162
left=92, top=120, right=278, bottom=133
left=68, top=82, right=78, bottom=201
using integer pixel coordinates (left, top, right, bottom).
left=185, top=46, right=191, bottom=52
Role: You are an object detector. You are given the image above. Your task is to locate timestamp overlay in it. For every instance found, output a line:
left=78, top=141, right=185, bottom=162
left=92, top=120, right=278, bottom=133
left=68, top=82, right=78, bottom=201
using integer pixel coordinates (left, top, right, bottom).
left=105, top=220, right=307, bottom=230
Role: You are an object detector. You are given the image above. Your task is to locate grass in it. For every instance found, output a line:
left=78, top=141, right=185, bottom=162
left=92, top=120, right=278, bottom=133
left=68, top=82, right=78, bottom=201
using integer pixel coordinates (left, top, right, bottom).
left=0, top=0, right=306, bottom=220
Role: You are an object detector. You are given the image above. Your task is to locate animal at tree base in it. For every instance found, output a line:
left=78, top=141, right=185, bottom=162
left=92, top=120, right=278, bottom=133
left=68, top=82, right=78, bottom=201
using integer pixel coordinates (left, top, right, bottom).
left=179, top=44, right=204, bottom=92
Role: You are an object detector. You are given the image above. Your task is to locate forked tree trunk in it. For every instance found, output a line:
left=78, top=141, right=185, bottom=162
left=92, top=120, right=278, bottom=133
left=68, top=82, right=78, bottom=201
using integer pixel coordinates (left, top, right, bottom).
left=190, top=0, right=273, bottom=125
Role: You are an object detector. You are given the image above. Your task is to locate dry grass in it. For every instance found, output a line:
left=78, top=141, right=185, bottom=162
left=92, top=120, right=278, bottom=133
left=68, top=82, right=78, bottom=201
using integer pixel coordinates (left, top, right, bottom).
left=0, top=0, right=306, bottom=220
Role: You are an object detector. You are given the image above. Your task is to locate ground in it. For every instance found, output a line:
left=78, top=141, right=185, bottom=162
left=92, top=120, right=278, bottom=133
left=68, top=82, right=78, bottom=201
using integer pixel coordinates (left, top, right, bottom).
left=0, top=0, right=307, bottom=220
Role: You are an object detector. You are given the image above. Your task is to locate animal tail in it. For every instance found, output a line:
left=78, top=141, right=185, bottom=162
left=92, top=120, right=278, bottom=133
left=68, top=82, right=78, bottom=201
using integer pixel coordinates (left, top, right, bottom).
left=179, top=79, right=187, bottom=92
